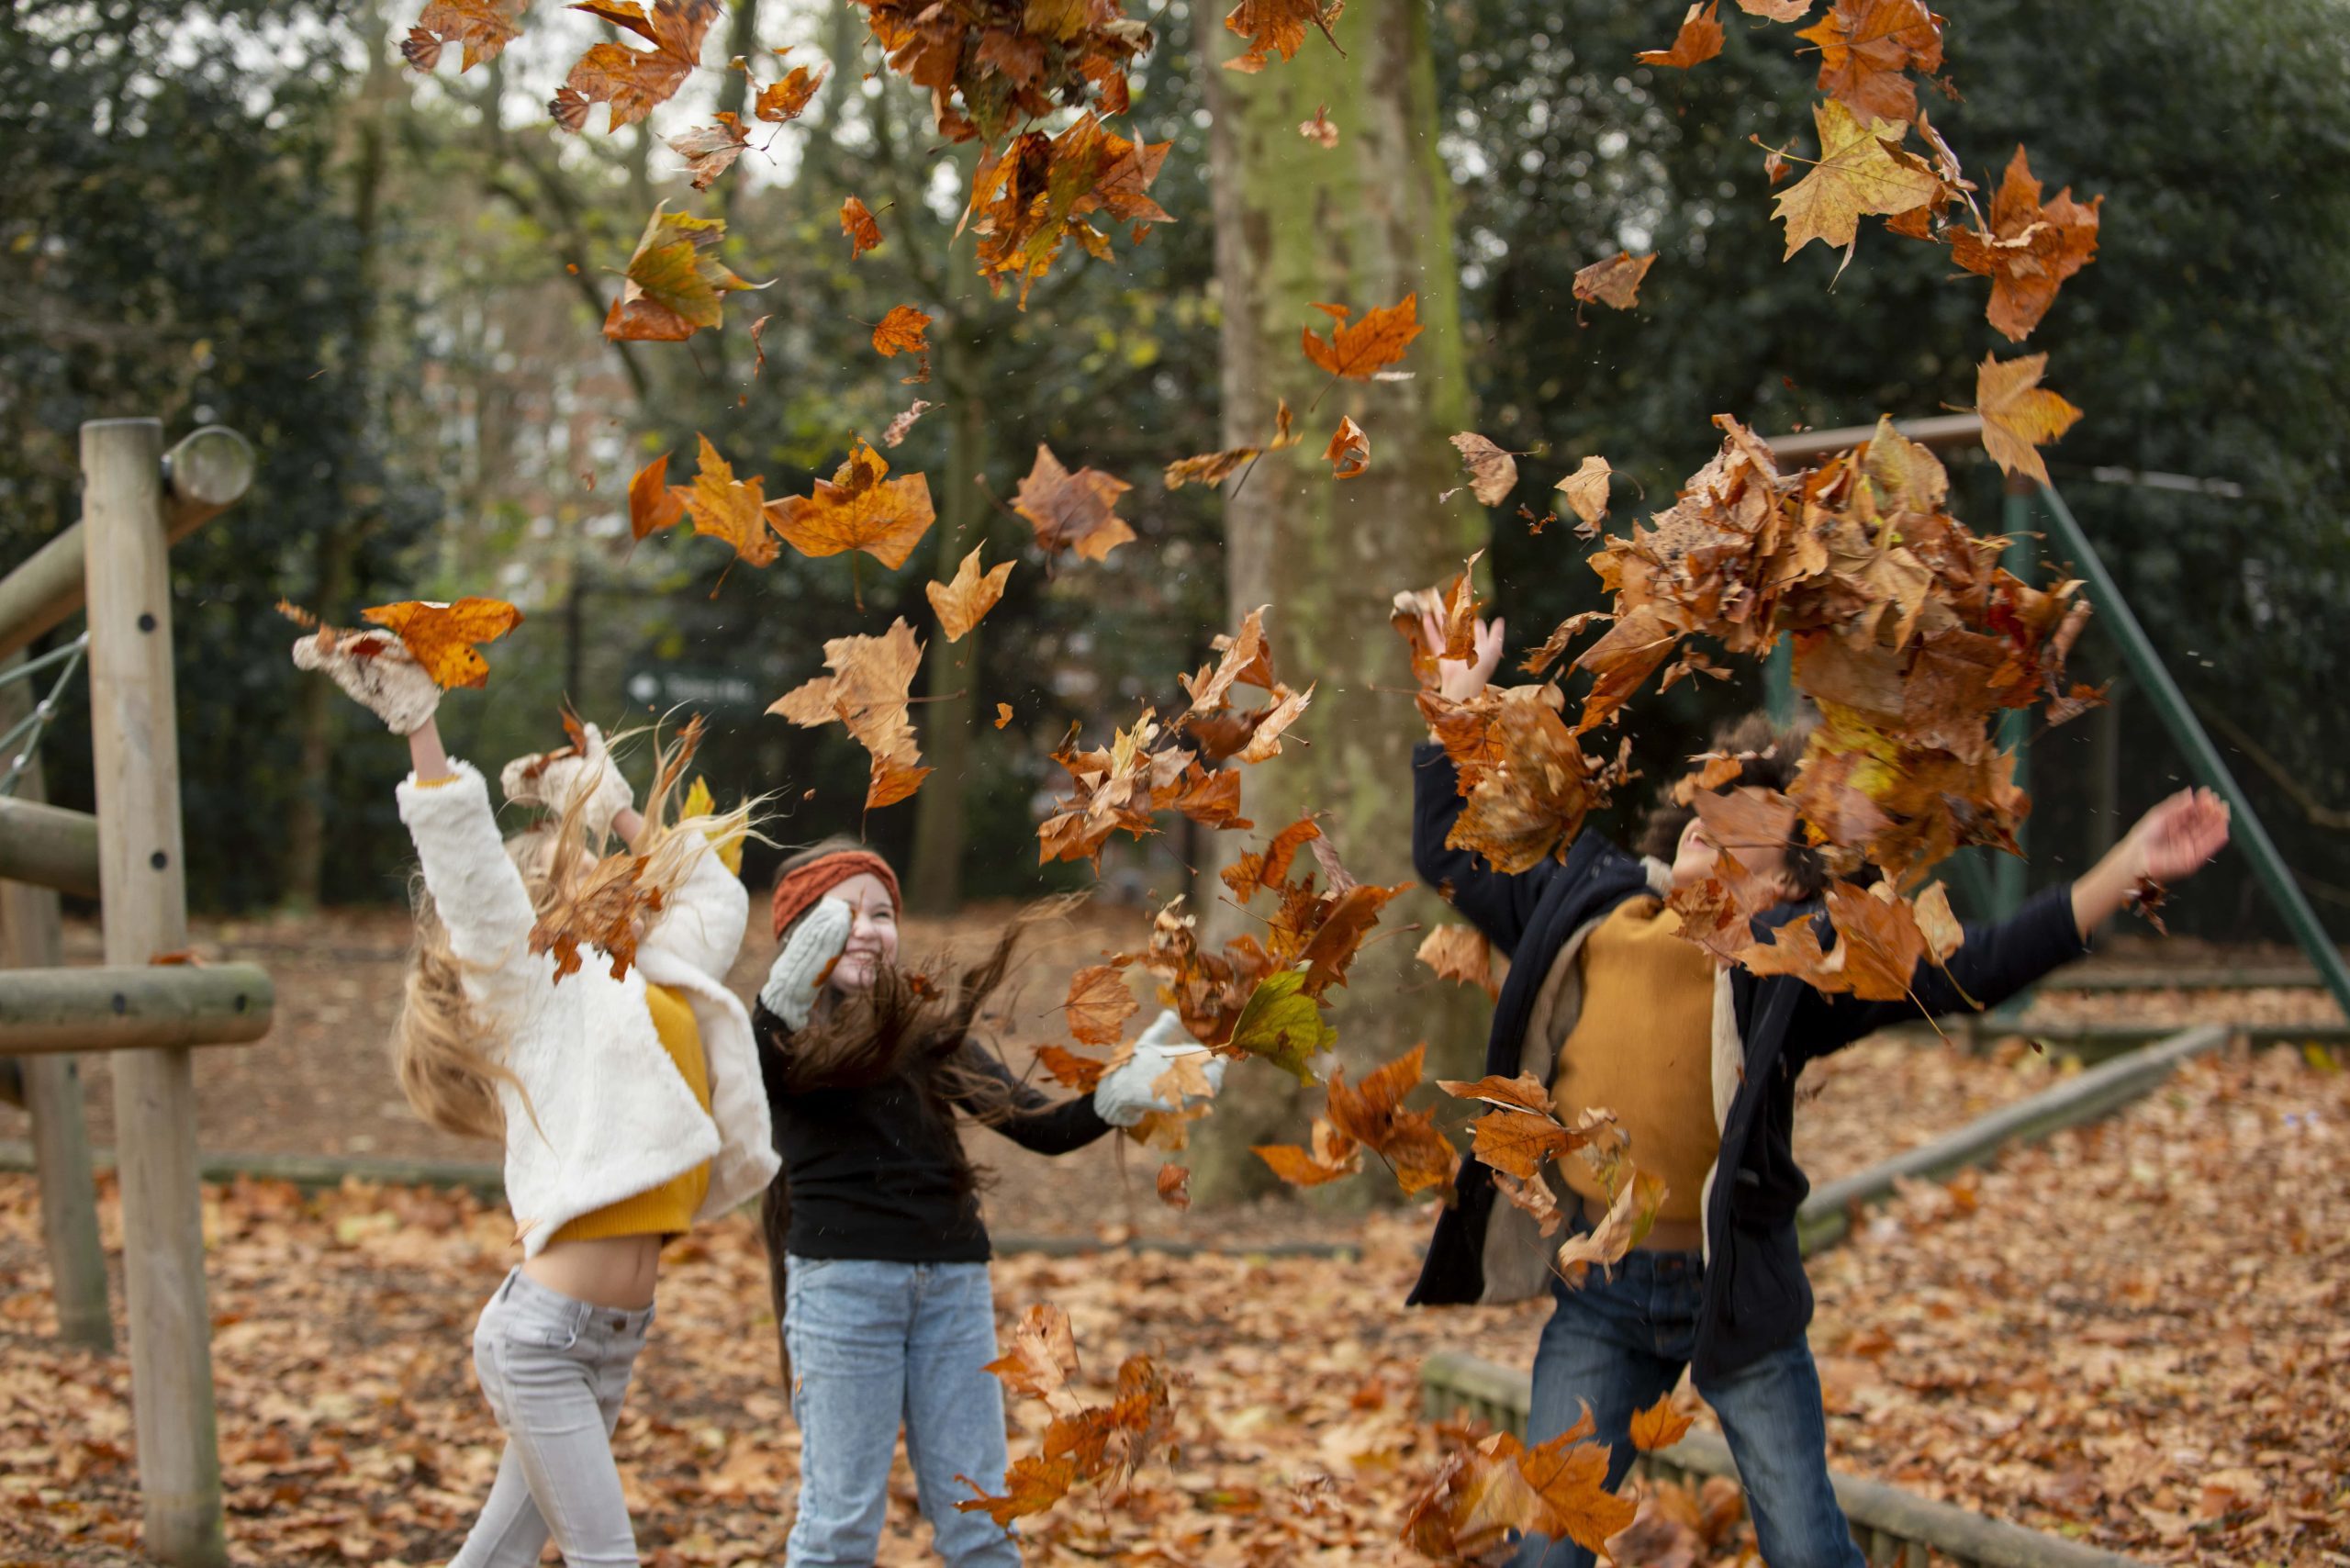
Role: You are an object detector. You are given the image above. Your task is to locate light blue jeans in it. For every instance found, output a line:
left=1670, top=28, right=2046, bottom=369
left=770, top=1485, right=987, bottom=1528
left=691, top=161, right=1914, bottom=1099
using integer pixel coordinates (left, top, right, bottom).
left=451, top=1268, right=655, bottom=1568
left=782, top=1255, right=1020, bottom=1568
left=1515, top=1249, right=1866, bottom=1568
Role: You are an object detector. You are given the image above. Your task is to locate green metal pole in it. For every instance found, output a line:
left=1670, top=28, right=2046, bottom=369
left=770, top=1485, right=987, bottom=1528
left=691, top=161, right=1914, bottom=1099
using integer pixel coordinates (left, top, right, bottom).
left=1764, top=641, right=1796, bottom=727
left=2036, top=481, right=2350, bottom=1020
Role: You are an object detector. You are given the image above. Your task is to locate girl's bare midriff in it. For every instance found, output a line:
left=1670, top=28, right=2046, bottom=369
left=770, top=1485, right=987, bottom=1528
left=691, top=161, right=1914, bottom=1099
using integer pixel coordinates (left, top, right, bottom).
left=523, top=1234, right=663, bottom=1310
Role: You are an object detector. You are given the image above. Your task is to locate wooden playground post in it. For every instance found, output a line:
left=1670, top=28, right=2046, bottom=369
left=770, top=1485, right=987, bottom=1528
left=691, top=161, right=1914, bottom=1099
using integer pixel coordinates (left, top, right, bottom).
left=0, top=652, right=112, bottom=1352
left=79, top=417, right=226, bottom=1567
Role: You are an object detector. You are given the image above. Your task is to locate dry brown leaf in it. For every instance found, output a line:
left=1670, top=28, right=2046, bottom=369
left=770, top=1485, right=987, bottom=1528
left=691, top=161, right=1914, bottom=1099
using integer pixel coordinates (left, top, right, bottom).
left=1326, top=416, right=1370, bottom=479
left=926, top=545, right=1013, bottom=642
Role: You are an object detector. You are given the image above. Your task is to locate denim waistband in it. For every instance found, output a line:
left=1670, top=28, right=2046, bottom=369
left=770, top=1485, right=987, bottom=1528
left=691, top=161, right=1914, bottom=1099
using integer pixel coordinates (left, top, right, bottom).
left=496, top=1267, right=656, bottom=1337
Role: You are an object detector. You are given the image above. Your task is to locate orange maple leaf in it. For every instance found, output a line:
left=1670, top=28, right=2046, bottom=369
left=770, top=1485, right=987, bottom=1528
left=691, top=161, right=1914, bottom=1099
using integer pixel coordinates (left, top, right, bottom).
left=667, top=113, right=751, bottom=191
left=1324, top=1042, right=1459, bottom=1198
left=925, top=544, right=1013, bottom=642
left=1796, top=0, right=1943, bottom=123
left=1325, top=415, right=1370, bottom=479
left=1253, top=1117, right=1362, bottom=1186
left=842, top=196, right=883, bottom=257
left=679, top=434, right=779, bottom=568
left=527, top=850, right=663, bottom=981
left=1301, top=294, right=1421, bottom=379
left=765, top=441, right=937, bottom=571
left=1064, top=962, right=1138, bottom=1046
left=359, top=598, right=523, bottom=689
left=1947, top=146, right=2102, bottom=342
left=1630, top=1394, right=1697, bottom=1451
left=1013, top=444, right=1136, bottom=561
left=1035, top=1045, right=1110, bottom=1092
left=399, top=0, right=524, bottom=72
left=1636, top=1, right=1723, bottom=67
left=767, top=618, right=934, bottom=810
left=871, top=304, right=932, bottom=357
left=752, top=59, right=827, bottom=121
left=1155, top=1163, right=1191, bottom=1209
left=1222, top=0, right=1344, bottom=73
left=627, top=452, right=688, bottom=541
left=1974, top=352, right=2081, bottom=485
left=551, top=0, right=719, bottom=132
left=1416, top=924, right=1500, bottom=998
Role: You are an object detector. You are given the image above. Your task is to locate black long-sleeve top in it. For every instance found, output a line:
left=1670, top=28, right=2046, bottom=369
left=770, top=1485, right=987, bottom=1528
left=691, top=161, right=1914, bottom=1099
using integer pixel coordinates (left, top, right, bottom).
left=751, top=998, right=1113, bottom=1261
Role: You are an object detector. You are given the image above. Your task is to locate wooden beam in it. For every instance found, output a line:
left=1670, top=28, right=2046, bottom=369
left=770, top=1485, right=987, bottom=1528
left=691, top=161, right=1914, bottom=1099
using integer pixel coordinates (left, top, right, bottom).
left=0, top=964, right=273, bottom=1054
left=0, top=426, right=253, bottom=661
left=0, top=795, right=101, bottom=899
left=82, top=417, right=227, bottom=1566
left=0, top=650, right=112, bottom=1351
left=1760, top=412, right=1985, bottom=465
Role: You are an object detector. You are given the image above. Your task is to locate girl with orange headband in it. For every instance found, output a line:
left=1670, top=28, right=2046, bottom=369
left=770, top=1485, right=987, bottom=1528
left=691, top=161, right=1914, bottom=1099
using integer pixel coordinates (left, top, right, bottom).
left=751, top=838, right=1214, bottom=1568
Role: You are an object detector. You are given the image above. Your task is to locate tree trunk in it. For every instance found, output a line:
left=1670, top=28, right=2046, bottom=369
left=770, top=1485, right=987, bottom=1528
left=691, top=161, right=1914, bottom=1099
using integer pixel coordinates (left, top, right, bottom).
left=1187, top=0, right=1489, bottom=1203
left=906, top=342, right=985, bottom=913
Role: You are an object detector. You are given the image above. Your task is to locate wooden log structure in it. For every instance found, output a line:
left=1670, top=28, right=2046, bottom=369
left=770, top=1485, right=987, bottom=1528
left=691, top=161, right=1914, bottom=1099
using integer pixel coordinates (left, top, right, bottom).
left=0, top=963, right=274, bottom=1054
left=80, top=417, right=228, bottom=1566
left=0, top=651, right=111, bottom=1350
left=0, top=794, right=102, bottom=899
left=0, top=425, right=253, bottom=662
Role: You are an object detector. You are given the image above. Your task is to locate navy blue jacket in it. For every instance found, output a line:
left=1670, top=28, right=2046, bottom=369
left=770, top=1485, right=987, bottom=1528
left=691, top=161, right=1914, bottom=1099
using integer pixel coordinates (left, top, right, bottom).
left=1404, top=740, right=2089, bottom=1382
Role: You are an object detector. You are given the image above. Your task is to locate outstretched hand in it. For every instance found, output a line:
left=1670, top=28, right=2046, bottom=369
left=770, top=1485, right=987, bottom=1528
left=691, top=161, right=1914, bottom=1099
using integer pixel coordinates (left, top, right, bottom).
left=2071, top=786, right=2231, bottom=936
left=1419, top=610, right=1505, bottom=704
left=2130, top=788, right=2232, bottom=883
left=290, top=632, right=441, bottom=736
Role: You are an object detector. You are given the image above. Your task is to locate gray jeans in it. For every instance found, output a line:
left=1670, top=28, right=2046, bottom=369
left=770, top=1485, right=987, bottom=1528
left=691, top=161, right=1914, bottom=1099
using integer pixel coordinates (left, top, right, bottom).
left=450, top=1269, right=655, bottom=1568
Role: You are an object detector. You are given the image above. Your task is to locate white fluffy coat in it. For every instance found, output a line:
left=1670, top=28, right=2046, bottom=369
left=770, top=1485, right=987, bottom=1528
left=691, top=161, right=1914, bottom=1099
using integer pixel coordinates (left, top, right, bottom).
left=397, top=762, right=779, bottom=1256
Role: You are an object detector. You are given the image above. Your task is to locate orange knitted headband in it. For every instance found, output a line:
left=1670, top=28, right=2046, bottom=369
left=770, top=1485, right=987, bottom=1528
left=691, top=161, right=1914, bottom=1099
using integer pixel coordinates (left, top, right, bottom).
left=771, top=851, right=901, bottom=940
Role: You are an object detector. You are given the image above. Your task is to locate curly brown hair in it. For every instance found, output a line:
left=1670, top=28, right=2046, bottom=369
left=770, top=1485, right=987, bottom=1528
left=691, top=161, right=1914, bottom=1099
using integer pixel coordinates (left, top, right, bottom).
left=1637, top=711, right=1829, bottom=900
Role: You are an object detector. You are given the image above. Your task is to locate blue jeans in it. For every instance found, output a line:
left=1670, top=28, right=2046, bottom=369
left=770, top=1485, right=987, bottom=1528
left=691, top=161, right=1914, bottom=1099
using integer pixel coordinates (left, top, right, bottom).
left=782, top=1256, right=1019, bottom=1568
left=1515, top=1247, right=1864, bottom=1568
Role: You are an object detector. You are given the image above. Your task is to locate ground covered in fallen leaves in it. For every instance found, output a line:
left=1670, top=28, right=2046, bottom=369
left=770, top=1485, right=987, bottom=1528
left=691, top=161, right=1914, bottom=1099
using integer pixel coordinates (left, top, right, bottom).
left=5, top=1046, right=2344, bottom=1566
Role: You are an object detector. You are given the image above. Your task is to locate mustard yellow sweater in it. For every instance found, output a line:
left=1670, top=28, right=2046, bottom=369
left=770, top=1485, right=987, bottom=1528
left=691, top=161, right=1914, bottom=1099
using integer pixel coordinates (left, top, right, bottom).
left=550, top=982, right=711, bottom=1243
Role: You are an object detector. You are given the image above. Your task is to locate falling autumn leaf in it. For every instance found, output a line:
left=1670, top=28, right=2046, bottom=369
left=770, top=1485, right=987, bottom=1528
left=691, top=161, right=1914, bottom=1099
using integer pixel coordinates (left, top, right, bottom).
left=551, top=0, right=720, bottom=133
left=1948, top=146, right=2103, bottom=342
left=399, top=0, right=524, bottom=72
left=926, top=544, right=1014, bottom=642
left=679, top=434, right=780, bottom=568
left=871, top=305, right=932, bottom=359
left=1222, top=0, right=1344, bottom=74
left=1449, top=433, right=1517, bottom=506
left=628, top=452, right=688, bottom=540
left=1975, top=352, right=2082, bottom=485
left=528, top=849, right=662, bottom=980
left=1301, top=295, right=1422, bottom=380
left=883, top=399, right=938, bottom=448
left=1254, top=1118, right=1362, bottom=1187
left=959, top=114, right=1171, bottom=308
left=1013, top=444, right=1136, bottom=562
left=841, top=196, right=883, bottom=257
left=1035, top=1045, right=1110, bottom=1092
left=1225, top=970, right=1337, bottom=1082
left=1154, top=1164, right=1191, bottom=1209
left=1796, top=0, right=1943, bottom=123
left=1416, top=924, right=1500, bottom=999
left=1299, top=106, right=1338, bottom=147
left=1326, top=416, right=1370, bottom=480
left=668, top=113, right=751, bottom=190
left=765, top=441, right=937, bottom=572
left=1630, top=1394, right=1696, bottom=1452
left=1163, top=446, right=1259, bottom=491
left=1636, top=1, right=1723, bottom=67
left=359, top=598, right=524, bottom=689
left=994, top=702, right=1013, bottom=729
left=602, top=204, right=763, bottom=343
left=769, top=618, right=934, bottom=810
left=1737, top=0, right=1809, bottom=16
left=1555, top=455, right=1613, bottom=526
left=1572, top=252, right=1656, bottom=310
left=752, top=59, right=827, bottom=121
left=1771, top=99, right=1942, bottom=261
left=985, top=1303, right=1080, bottom=1404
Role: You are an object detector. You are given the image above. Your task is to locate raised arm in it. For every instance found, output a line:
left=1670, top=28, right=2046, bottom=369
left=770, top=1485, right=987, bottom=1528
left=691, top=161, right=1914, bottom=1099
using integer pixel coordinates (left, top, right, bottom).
left=959, top=1047, right=1113, bottom=1155
left=1796, top=789, right=2231, bottom=1054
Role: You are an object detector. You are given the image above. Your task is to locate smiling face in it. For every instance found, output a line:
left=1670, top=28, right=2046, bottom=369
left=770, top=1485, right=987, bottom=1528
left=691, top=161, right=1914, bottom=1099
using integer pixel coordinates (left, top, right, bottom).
left=826, top=872, right=900, bottom=993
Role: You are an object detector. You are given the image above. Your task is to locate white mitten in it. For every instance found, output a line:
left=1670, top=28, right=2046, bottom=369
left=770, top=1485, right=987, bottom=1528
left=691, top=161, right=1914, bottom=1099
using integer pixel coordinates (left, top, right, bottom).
left=1092, top=1009, right=1225, bottom=1127
left=760, top=896, right=853, bottom=1031
left=501, top=722, right=633, bottom=841
left=291, top=631, right=441, bottom=735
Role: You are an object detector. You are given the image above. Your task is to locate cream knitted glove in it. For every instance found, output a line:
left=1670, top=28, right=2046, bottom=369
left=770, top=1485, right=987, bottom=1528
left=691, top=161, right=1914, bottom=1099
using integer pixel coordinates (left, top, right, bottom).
left=501, top=722, right=633, bottom=841
left=760, top=897, right=853, bottom=1031
left=1093, top=1009, right=1225, bottom=1127
left=290, top=631, right=441, bottom=735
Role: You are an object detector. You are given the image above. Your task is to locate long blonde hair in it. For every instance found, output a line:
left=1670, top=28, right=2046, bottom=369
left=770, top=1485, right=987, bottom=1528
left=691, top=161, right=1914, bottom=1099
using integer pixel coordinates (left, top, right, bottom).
left=392, top=718, right=762, bottom=1141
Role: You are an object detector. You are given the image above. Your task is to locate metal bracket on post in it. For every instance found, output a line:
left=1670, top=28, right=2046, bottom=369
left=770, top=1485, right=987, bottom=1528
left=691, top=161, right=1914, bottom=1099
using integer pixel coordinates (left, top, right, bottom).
left=2036, top=481, right=2350, bottom=1020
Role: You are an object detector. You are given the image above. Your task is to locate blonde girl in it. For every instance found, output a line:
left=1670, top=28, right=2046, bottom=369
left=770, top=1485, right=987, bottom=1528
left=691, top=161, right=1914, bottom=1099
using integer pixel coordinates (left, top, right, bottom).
left=293, top=633, right=778, bottom=1567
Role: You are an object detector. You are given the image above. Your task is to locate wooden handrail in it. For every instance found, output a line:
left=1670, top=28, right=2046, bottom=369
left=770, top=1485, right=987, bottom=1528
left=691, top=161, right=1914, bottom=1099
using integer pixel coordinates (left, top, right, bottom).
left=1759, top=411, right=1984, bottom=464
left=0, top=963, right=274, bottom=1053
left=0, top=795, right=101, bottom=899
left=0, top=426, right=254, bottom=660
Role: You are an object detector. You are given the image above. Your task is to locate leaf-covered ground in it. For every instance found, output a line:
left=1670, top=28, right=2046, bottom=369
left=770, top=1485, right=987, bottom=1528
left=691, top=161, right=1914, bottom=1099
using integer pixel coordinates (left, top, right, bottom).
left=4, top=1047, right=2344, bottom=1565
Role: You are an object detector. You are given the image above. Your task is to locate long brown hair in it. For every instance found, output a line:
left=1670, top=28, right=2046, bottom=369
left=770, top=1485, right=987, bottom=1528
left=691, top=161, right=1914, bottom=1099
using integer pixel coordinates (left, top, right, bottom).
left=391, top=723, right=761, bottom=1142
left=1638, top=711, right=1829, bottom=899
